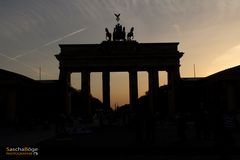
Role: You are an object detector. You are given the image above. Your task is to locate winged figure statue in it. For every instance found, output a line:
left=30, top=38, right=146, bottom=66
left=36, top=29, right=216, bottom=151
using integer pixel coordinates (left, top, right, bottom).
left=114, top=13, right=120, bottom=22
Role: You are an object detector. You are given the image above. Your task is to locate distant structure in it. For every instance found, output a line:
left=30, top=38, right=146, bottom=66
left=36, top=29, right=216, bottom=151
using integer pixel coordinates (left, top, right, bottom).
left=0, top=69, right=61, bottom=126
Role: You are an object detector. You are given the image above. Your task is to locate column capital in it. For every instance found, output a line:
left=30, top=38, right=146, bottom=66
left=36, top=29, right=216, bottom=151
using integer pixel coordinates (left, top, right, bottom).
left=148, top=67, right=159, bottom=73
left=59, top=70, right=71, bottom=81
left=82, top=70, right=91, bottom=74
left=128, top=69, right=138, bottom=73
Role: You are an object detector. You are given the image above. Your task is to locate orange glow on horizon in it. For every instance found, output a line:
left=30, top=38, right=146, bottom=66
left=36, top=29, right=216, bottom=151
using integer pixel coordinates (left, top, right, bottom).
left=71, top=71, right=168, bottom=108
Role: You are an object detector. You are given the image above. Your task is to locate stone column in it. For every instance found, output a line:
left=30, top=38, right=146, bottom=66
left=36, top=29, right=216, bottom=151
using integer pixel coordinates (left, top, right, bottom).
left=147, top=70, right=159, bottom=142
left=129, top=70, right=138, bottom=111
left=102, top=71, right=110, bottom=109
left=81, top=71, right=91, bottom=117
left=148, top=70, right=159, bottom=113
left=168, top=70, right=175, bottom=114
left=59, top=70, right=71, bottom=115
left=167, top=67, right=180, bottom=113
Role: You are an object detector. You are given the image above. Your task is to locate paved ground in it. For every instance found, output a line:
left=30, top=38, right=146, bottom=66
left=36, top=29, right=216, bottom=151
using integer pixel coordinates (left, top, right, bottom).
left=35, top=125, right=240, bottom=160
left=0, top=125, right=55, bottom=146
left=1, top=121, right=240, bottom=159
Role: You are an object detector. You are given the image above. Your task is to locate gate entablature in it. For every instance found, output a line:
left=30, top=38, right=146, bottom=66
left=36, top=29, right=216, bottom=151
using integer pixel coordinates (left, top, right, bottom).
left=56, top=41, right=183, bottom=72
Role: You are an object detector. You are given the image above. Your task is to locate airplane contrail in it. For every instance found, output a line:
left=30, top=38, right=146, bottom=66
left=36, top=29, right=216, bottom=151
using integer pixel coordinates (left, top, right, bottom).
left=13, top=27, right=87, bottom=59
left=0, top=52, right=16, bottom=61
left=43, top=28, right=86, bottom=47
left=0, top=28, right=87, bottom=77
left=0, top=52, right=39, bottom=73
left=0, top=52, right=54, bottom=79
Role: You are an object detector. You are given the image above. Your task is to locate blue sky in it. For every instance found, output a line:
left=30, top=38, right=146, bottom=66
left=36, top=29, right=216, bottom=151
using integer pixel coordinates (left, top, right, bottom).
left=1, top=0, right=240, bottom=106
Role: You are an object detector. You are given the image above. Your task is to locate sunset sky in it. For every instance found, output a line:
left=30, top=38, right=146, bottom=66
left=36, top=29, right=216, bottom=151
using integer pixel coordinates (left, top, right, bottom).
left=1, top=0, right=240, bottom=107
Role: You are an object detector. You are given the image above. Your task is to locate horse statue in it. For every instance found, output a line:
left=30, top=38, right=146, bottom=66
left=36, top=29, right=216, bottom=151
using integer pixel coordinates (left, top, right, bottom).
left=127, top=27, right=134, bottom=41
left=105, top=28, right=112, bottom=41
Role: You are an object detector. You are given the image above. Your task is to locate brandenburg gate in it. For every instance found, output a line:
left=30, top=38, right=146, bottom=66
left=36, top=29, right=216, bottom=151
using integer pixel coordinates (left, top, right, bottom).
left=56, top=41, right=183, bottom=116
left=56, top=15, right=183, bottom=116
